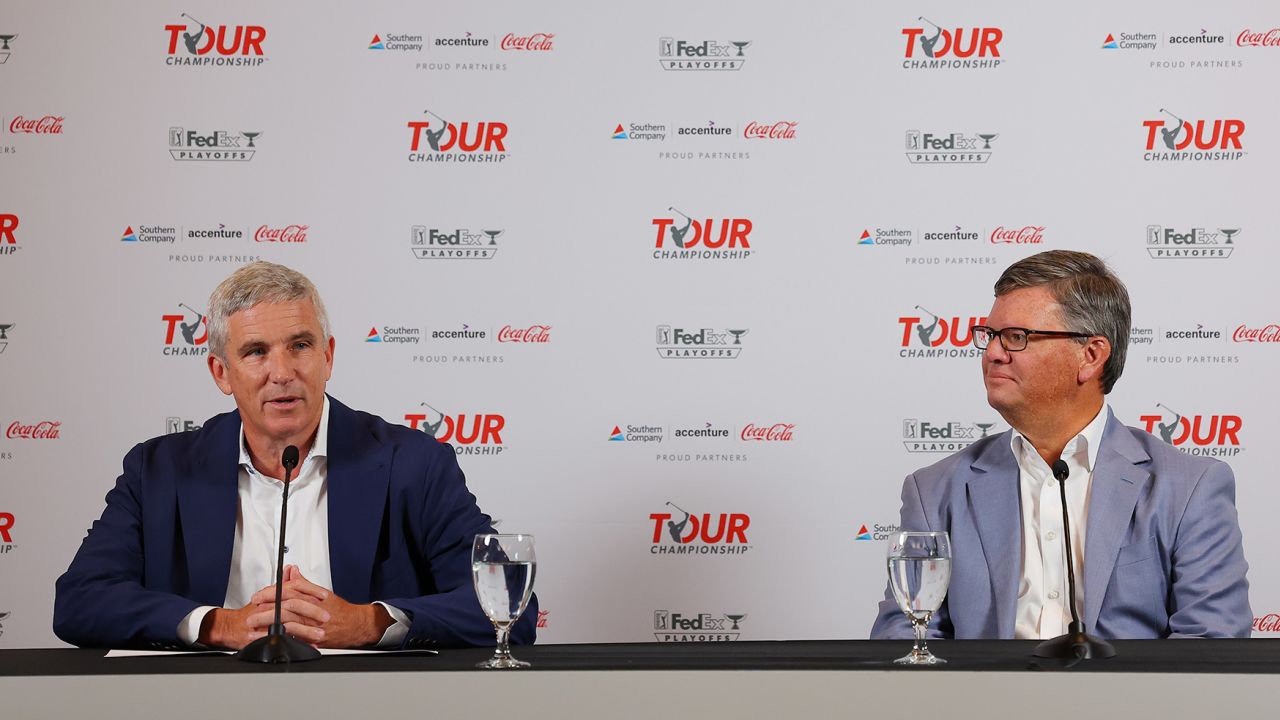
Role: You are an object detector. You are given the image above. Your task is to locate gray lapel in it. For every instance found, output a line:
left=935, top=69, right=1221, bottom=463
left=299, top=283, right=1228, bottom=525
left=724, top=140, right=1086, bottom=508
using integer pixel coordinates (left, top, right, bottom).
left=967, top=434, right=1022, bottom=639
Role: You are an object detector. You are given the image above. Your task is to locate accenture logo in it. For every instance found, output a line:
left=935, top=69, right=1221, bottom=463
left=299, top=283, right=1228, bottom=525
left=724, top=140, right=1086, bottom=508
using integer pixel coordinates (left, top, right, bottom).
left=654, top=610, right=746, bottom=642
left=656, top=325, right=748, bottom=359
left=411, top=225, right=501, bottom=260
left=901, top=18, right=1003, bottom=69
left=407, top=110, right=508, bottom=163
left=169, top=127, right=260, bottom=161
left=658, top=37, right=750, bottom=71
left=164, top=15, right=267, bottom=66
left=1146, top=225, right=1238, bottom=259
left=1142, top=109, right=1245, bottom=162
left=905, top=130, right=998, bottom=163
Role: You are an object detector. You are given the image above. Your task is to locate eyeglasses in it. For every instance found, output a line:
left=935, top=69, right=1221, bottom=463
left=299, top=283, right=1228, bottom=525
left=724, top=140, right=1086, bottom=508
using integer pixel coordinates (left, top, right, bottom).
left=971, top=325, right=1093, bottom=352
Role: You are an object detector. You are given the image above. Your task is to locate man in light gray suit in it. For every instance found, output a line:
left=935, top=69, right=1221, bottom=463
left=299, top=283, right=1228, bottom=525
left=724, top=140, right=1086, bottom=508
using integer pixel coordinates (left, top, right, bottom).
left=871, top=250, right=1250, bottom=639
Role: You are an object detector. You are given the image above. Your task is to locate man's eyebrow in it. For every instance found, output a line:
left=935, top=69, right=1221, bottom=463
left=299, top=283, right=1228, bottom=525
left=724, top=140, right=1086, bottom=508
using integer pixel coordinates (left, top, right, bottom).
left=289, top=330, right=318, bottom=344
left=236, top=338, right=267, bottom=355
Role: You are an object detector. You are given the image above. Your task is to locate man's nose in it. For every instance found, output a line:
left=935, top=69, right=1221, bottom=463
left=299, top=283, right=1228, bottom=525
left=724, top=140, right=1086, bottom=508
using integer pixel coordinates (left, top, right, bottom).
left=983, top=336, right=1011, bottom=362
left=266, top=349, right=295, bottom=383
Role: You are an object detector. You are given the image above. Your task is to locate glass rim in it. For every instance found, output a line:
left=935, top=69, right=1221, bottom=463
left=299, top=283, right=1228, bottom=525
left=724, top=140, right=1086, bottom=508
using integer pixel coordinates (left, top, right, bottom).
left=474, top=532, right=535, bottom=541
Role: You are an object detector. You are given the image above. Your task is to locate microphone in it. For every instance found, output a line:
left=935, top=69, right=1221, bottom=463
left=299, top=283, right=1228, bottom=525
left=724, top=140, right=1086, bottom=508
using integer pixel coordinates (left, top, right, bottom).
left=237, top=445, right=321, bottom=663
left=1033, top=459, right=1116, bottom=662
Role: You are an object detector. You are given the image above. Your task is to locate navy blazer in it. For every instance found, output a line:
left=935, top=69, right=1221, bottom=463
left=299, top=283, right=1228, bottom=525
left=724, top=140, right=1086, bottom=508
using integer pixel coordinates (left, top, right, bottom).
left=54, top=396, right=537, bottom=649
left=870, top=409, right=1251, bottom=639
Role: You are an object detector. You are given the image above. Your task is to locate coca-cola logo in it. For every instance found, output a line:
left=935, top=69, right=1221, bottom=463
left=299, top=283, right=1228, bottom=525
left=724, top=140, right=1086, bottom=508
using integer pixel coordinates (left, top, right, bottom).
left=1232, top=324, right=1280, bottom=343
left=743, top=121, right=798, bottom=140
left=6, top=421, right=61, bottom=440
left=1255, top=614, right=1280, bottom=632
left=9, top=115, right=64, bottom=134
left=501, top=32, right=554, bottom=51
left=537, top=610, right=549, bottom=628
left=1237, top=29, right=1280, bottom=47
left=740, top=423, right=795, bottom=442
left=990, top=225, right=1045, bottom=245
left=497, top=324, right=551, bottom=343
left=254, top=224, right=308, bottom=243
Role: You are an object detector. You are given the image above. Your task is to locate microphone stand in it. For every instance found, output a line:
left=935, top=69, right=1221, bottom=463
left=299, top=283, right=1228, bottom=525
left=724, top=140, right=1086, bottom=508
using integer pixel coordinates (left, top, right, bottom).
left=238, top=446, right=322, bottom=664
left=1034, top=460, right=1115, bottom=662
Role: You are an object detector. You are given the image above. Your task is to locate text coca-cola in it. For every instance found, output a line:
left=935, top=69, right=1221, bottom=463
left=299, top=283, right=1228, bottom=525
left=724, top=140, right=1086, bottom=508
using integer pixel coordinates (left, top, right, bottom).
left=1232, top=324, right=1280, bottom=343
left=497, top=324, right=552, bottom=343
left=6, top=421, right=61, bottom=440
left=1237, top=29, right=1280, bottom=47
left=743, top=121, right=798, bottom=140
left=255, top=224, right=309, bottom=243
left=990, top=225, right=1045, bottom=244
left=501, top=33, right=554, bottom=51
left=9, top=115, right=64, bottom=134
left=740, top=423, right=795, bottom=442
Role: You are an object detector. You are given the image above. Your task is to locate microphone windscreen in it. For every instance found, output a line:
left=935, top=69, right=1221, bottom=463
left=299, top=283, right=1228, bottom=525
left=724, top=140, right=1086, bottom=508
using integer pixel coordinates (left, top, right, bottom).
left=282, top=445, right=300, bottom=470
left=1051, top=459, right=1070, bottom=482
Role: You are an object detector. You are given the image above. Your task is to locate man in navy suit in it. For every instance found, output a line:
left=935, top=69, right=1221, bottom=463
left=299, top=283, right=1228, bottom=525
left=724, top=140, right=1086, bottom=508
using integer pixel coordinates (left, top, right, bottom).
left=55, top=261, right=536, bottom=649
left=871, top=250, right=1250, bottom=639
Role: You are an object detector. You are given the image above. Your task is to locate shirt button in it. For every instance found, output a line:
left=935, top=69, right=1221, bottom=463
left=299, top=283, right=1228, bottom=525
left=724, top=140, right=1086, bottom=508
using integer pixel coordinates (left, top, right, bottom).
left=1046, top=531, right=1057, bottom=541
left=1048, top=590, right=1060, bottom=600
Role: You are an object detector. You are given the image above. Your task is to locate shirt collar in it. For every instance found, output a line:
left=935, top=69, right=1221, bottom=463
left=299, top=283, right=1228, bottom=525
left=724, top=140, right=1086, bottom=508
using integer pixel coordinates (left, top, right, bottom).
left=238, top=396, right=331, bottom=476
left=1009, top=402, right=1108, bottom=473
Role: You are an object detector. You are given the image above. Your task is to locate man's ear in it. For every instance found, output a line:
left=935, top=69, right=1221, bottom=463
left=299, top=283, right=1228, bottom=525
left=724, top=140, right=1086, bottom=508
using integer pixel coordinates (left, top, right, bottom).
left=208, top=353, right=233, bottom=396
left=1077, top=336, right=1112, bottom=387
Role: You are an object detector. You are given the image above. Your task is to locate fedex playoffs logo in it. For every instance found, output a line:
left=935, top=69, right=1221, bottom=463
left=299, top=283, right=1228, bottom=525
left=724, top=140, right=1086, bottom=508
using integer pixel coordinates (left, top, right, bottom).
left=1139, top=403, right=1242, bottom=457
left=164, top=14, right=267, bottom=66
left=405, top=403, right=506, bottom=456
left=407, top=110, right=508, bottom=162
left=652, top=207, right=752, bottom=260
left=1142, top=109, right=1245, bottom=161
left=649, top=502, right=750, bottom=555
left=902, top=17, right=1003, bottom=68
left=898, top=306, right=986, bottom=358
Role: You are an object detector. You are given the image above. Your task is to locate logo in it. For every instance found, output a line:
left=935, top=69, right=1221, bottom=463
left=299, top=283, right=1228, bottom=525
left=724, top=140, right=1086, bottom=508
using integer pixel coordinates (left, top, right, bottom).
left=405, top=403, right=506, bottom=455
left=1255, top=614, right=1280, bottom=633
left=1237, top=29, right=1280, bottom=47
left=0, top=512, right=12, bottom=549
left=902, top=19, right=1003, bottom=68
left=369, top=33, right=423, bottom=52
left=166, top=417, right=203, bottom=434
left=426, top=324, right=488, bottom=341
left=367, top=325, right=419, bottom=344
left=610, top=424, right=664, bottom=443
left=1139, top=404, right=1243, bottom=457
left=0, top=323, right=12, bottom=353
left=990, top=225, right=1045, bottom=245
left=740, top=423, right=795, bottom=442
left=410, top=225, right=501, bottom=259
left=658, top=37, right=750, bottom=71
left=1142, top=110, right=1245, bottom=161
left=743, top=121, right=798, bottom=140
left=164, top=15, right=267, bottom=66
left=611, top=122, right=668, bottom=141
left=1162, top=325, right=1221, bottom=342
left=8, top=115, right=63, bottom=134
left=898, top=306, right=986, bottom=358
left=674, top=423, right=731, bottom=440
left=0, top=611, right=8, bottom=635
left=856, top=523, right=902, bottom=541
left=1232, top=324, right=1280, bottom=343
left=1102, top=32, right=1157, bottom=50
left=497, top=325, right=551, bottom=343
left=254, top=224, right=308, bottom=243
left=161, top=303, right=208, bottom=356
left=858, top=227, right=913, bottom=247
left=0, top=213, right=18, bottom=256
left=855, top=524, right=873, bottom=541
left=903, top=419, right=999, bottom=452
left=120, top=224, right=176, bottom=244
left=407, top=110, right=508, bottom=163
left=653, top=610, right=746, bottom=641
left=536, top=610, right=549, bottom=628
left=656, top=325, right=748, bottom=359
left=6, top=421, right=60, bottom=439
left=1146, top=225, right=1237, bottom=259
left=1168, top=31, right=1225, bottom=45
left=906, top=130, right=998, bottom=163
left=501, top=33, right=555, bottom=51
left=169, top=127, right=260, bottom=161
left=0, top=33, right=15, bottom=64
left=652, top=208, right=752, bottom=260
left=649, top=501, right=751, bottom=554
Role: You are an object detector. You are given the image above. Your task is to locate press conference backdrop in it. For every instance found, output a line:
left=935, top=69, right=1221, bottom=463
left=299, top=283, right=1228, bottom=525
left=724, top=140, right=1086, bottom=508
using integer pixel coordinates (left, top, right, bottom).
left=1, top=1, right=1278, bottom=647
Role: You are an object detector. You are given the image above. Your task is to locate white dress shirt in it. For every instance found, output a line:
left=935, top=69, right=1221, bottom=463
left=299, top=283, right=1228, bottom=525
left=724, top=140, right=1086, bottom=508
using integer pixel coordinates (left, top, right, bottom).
left=1012, top=404, right=1108, bottom=640
left=177, top=398, right=408, bottom=646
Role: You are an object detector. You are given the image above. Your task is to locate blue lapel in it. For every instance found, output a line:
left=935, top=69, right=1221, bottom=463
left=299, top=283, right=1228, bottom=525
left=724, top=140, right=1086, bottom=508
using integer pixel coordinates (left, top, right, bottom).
left=175, top=411, right=239, bottom=606
left=967, top=434, right=1021, bottom=639
left=1082, top=409, right=1152, bottom=631
left=324, top=397, right=393, bottom=603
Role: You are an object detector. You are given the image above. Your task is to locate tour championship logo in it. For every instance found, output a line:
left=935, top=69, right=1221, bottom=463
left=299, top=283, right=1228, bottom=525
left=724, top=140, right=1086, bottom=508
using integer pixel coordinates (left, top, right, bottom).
left=901, top=17, right=1003, bottom=69
left=656, top=325, right=748, bottom=359
left=0, top=33, right=15, bottom=64
left=906, top=130, right=999, bottom=163
left=166, top=417, right=203, bottom=434
left=0, top=213, right=18, bottom=256
left=0, top=512, right=12, bottom=554
left=164, top=14, right=267, bottom=66
left=651, top=208, right=753, bottom=260
left=170, top=127, right=261, bottom=161
left=740, top=423, right=795, bottom=442
left=1139, top=404, right=1243, bottom=457
left=658, top=37, right=750, bottom=71
left=653, top=610, right=746, bottom=641
left=1142, top=109, right=1245, bottom=162
left=1146, top=225, right=1238, bottom=259
left=161, top=303, right=208, bottom=356
left=411, top=225, right=501, bottom=259
left=6, top=420, right=61, bottom=440
left=407, top=110, right=508, bottom=163
left=898, top=306, right=986, bottom=358
left=1232, top=323, right=1280, bottom=344
left=1237, top=28, right=1280, bottom=47
left=610, top=424, right=665, bottom=443
left=903, top=419, right=999, bottom=453
left=649, top=501, right=751, bottom=555
left=743, top=121, right=798, bottom=140
left=7, top=115, right=64, bottom=135
left=404, top=403, right=506, bottom=455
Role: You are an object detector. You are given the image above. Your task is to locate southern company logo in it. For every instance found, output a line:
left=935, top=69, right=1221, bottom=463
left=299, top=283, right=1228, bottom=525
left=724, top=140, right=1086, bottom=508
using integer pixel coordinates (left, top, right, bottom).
left=170, top=127, right=260, bottom=161
left=164, top=14, right=267, bottom=66
left=856, top=523, right=902, bottom=541
left=1142, top=109, right=1245, bottom=162
left=898, top=306, right=986, bottom=358
left=411, top=225, right=501, bottom=259
left=161, top=303, right=208, bottom=356
left=0, top=213, right=18, bottom=256
left=405, top=403, right=506, bottom=456
left=368, top=34, right=424, bottom=52
left=656, top=325, right=748, bottom=359
left=1102, top=33, right=1156, bottom=50
left=906, top=130, right=998, bottom=163
left=610, top=424, right=664, bottom=443
left=652, top=208, right=752, bottom=260
left=649, top=502, right=751, bottom=555
left=1139, top=404, right=1242, bottom=457
left=654, top=610, right=746, bottom=642
left=902, top=18, right=1003, bottom=69
left=407, top=110, right=508, bottom=163
left=658, top=37, right=749, bottom=71
left=903, top=419, right=999, bottom=452
left=1146, top=225, right=1238, bottom=259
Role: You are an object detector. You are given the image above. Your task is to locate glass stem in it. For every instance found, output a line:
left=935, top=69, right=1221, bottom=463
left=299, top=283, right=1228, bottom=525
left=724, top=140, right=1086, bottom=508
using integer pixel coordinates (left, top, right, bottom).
left=913, top=616, right=929, bottom=656
left=493, top=624, right=512, bottom=660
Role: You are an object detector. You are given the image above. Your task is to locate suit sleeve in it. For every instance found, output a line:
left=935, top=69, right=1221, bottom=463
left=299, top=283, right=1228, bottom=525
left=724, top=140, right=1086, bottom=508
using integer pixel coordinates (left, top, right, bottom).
left=53, top=443, right=201, bottom=648
left=1167, top=461, right=1251, bottom=638
left=869, top=472, right=954, bottom=640
left=381, top=444, right=537, bottom=649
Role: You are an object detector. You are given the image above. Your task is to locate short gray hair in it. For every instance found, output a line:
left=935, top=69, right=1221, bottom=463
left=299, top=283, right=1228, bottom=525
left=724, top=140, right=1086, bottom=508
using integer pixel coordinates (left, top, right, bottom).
left=207, top=261, right=331, bottom=359
left=993, top=250, right=1130, bottom=394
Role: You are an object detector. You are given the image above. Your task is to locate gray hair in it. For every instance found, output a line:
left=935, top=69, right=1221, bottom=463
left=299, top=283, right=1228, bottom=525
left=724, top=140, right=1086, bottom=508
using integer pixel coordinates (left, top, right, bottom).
left=207, top=261, right=331, bottom=359
left=993, top=250, right=1130, bottom=394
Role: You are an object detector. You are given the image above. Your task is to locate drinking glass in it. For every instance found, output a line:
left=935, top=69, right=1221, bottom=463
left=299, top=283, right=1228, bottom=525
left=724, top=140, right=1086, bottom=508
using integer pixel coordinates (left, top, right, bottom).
left=472, top=533, right=537, bottom=669
left=887, top=531, right=952, bottom=665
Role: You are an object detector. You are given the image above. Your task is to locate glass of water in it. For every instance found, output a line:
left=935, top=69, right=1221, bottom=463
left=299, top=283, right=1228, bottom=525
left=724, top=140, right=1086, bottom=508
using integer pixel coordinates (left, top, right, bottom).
left=887, top=531, right=951, bottom=665
left=472, top=533, right=537, bottom=669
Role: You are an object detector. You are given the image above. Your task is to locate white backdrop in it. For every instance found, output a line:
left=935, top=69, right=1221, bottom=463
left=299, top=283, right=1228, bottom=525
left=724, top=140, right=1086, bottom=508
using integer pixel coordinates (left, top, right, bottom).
left=2, top=1, right=1278, bottom=647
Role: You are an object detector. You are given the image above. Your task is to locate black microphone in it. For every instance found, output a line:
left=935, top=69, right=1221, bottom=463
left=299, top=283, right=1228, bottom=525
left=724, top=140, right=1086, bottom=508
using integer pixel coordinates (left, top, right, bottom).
left=237, top=444, right=321, bottom=664
left=1033, top=459, right=1116, bottom=662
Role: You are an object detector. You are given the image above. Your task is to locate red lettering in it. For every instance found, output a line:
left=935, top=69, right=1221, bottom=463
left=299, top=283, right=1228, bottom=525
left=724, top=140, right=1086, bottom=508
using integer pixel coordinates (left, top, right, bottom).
left=0, top=213, right=17, bottom=244
left=649, top=513, right=671, bottom=543
left=726, top=514, right=750, bottom=543
left=162, top=314, right=184, bottom=344
left=164, top=25, right=185, bottom=54
left=901, top=27, right=924, bottom=57
left=404, top=414, right=427, bottom=430
left=0, top=512, right=12, bottom=543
